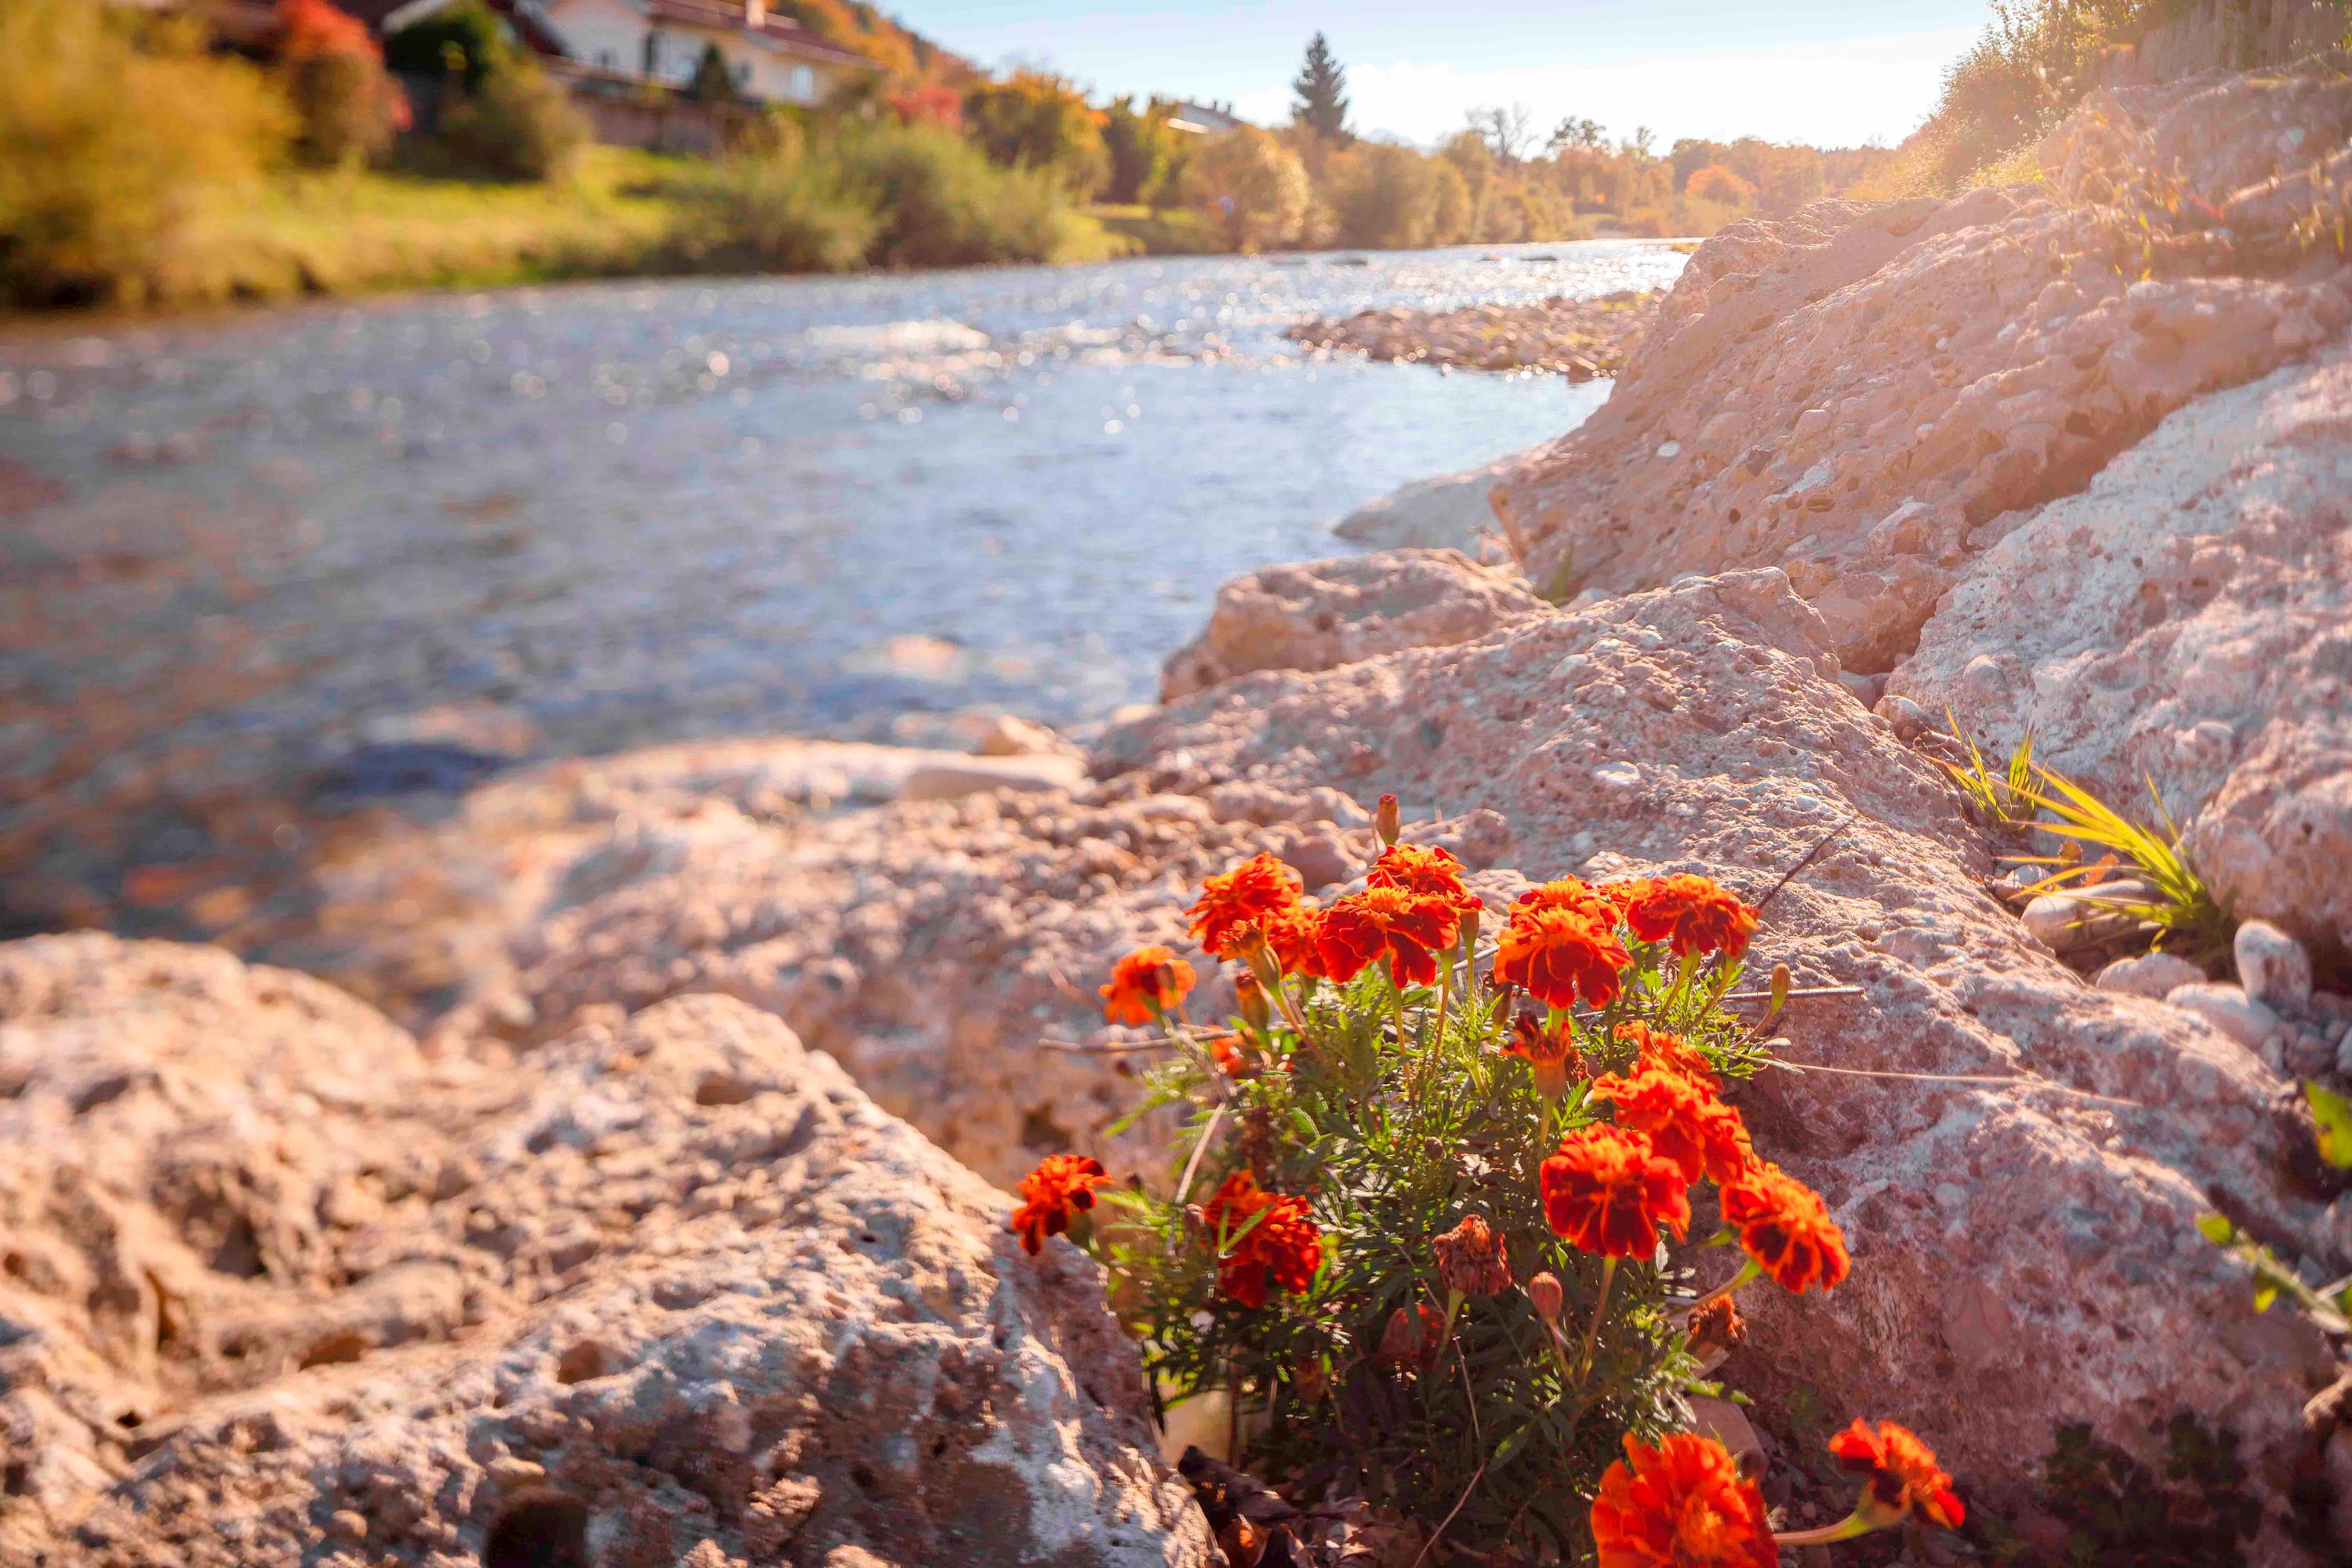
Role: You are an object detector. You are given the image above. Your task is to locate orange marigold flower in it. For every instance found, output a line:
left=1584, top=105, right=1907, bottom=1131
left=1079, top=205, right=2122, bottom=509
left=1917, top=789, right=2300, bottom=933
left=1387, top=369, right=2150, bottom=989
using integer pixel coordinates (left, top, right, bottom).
left=1100, top=945, right=1196, bottom=1025
left=1367, top=843, right=1482, bottom=916
left=1432, top=1214, right=1512, bottom=1298
left=1592, top=1066, right=1755, bottom=1185
left=1200, top=1170, right=1323, bottom=1309
left=1614, top=1019, right=1722, bottom=1091
left=1316, top=885, right=1460, bottom=988
left=1206, top=1033, right=1254, bottom=1079
left=1493, top=899, right=1630, bottom=1011
left=1614, top=873, right=1759, bottom=961
left=1539, top=1125, right=1690, bottom=1258
left=1010, top=1154, right=1111, bottom=1255
left=1186, top=853, right=1303, bottom=959
left=1256, top=900, right=1329, bottom=981
left=1829, top=1419, right=1965, bottom=1530
left=1591, top=1432, right=1777, bottom=1568
left=1504, top=1009, right=1588, bottom=1101
left=1720, top=1162, right=1849, bottom=1293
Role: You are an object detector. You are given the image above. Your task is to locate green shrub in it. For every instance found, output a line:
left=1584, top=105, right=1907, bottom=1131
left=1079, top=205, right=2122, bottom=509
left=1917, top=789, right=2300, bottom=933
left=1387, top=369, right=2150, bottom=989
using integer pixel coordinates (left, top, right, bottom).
left=836, top=120, right=1079, bottom=267
left=1102, top=95, right=1181, bottom=206
left=671, top=132, right=877, bottom=271
left=0, top=0, right=289, bottom=307
left=961, top=70, right=1109, bottom=197
left=383, top=0, right=511, bottom=91
left=437, top=57, right=586, bottom=183
left=1329, top=142, right=1446, bottom=249
left=1184, top=125, right=1310, bottom=252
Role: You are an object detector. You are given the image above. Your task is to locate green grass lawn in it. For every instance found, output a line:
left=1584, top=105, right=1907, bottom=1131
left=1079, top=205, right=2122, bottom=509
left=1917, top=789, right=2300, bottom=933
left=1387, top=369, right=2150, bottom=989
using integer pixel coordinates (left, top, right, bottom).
left=1085, top=202, right=1225, bottom=256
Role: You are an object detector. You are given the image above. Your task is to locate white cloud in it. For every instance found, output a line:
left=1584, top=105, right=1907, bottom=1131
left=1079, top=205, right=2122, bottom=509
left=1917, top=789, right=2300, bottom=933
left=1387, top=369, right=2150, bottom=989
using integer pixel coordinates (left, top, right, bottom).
left=1227, top=30, right=1976, bottom=150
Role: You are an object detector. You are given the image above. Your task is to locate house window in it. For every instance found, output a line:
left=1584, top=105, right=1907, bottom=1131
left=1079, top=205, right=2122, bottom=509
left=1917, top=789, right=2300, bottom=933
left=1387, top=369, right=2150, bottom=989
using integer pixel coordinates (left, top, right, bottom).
left=789, top=64, right=815, bottom=100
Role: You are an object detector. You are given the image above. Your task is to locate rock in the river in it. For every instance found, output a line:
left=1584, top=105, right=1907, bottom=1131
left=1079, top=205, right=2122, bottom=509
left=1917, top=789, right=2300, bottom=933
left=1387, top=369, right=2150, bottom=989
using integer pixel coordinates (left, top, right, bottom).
left=1158, top=548, right=1548, bottom=700
left=2096, top=949, right=2206, bottom=1000
left=2166, top=980, right=2283, bottom=1050
left=1497, top=59, right=2352, bottom=673
left=2237, top=920, right=2317, bottom=1011
left=0, top=936, right=1206, bottom=1568
left=1329, top=450, right=1523, bottom=554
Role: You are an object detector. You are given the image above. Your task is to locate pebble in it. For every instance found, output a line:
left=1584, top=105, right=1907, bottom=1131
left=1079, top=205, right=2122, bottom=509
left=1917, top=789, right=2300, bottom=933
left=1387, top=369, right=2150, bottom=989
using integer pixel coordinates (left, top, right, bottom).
left=2096, top=951, right=2204, bottom=1000
left=2166, top=982, right=2282, bottom=1051
left=2234, top=920, right=2314, bottom=1009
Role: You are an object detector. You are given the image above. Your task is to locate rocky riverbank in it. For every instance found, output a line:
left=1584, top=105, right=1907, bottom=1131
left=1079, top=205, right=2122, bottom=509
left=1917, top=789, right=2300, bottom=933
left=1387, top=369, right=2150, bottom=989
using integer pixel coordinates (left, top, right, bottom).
left=6, top=51, right=2352, bottom=1568
left=1286, top=289, right=1658, bottom=377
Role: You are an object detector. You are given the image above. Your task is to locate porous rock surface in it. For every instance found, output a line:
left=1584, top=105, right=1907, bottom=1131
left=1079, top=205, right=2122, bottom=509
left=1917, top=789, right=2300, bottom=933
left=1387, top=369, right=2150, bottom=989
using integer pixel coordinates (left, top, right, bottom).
left=314, top=572, right=2338, bottom=1545
left=0, top=936, right=1205, bottom=1568
left=1889, top=344, right=2352, bottom=956
left=1494, top=57, right=2352, bottom=673
left=1158, top=548, right=1547, bottom=701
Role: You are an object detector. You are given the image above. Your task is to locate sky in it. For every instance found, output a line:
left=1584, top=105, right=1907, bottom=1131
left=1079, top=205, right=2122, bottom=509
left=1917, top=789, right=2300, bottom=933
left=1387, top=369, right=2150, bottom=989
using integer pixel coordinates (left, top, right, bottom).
left=913, top=1, right=1991, bottom=150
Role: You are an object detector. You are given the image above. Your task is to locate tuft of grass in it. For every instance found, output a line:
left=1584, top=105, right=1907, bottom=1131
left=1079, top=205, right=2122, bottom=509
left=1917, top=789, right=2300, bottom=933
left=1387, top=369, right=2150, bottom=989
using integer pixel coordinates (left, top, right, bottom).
left=1941, top=710, right=2037, bottom=827
left=2003, top=764, right=2234, bottom=963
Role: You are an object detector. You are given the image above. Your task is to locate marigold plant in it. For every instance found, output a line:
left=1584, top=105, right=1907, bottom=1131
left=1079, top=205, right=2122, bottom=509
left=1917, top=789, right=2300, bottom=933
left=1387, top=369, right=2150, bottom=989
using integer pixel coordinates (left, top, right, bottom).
left=1014, top=804, right=1958, bottom=1560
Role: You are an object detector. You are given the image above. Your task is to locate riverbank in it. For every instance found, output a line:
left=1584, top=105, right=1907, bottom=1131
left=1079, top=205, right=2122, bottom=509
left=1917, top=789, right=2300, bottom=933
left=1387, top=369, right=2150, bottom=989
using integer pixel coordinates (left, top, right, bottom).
left=1288, top=287, right=1660, bottom=377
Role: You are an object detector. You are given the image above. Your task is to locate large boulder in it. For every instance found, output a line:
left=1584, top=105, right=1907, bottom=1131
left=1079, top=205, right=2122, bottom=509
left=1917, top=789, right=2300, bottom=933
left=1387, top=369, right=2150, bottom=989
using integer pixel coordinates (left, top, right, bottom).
left=1890, top=344, right=2352, bottom=958
left=1328, top=451, right=1522, bottom=554
left=0, top=937, right=1205, bottom=1568
left=1158, top=549, right=1548, bottom=700
left=321, top=573, right=2341, bottom=1546
left=1494, top=59, right=2352, bottom=672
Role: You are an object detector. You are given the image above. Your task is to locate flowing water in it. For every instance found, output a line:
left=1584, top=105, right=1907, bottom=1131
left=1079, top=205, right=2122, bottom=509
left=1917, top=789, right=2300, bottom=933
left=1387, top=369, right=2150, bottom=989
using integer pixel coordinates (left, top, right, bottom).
left=0, top=241, right=1684, bottom=933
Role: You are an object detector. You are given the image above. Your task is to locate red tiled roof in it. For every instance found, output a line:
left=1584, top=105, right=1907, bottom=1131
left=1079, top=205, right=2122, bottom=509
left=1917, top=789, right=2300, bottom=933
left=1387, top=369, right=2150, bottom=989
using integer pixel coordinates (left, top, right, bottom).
left=642, top=0, right=877, bottom=69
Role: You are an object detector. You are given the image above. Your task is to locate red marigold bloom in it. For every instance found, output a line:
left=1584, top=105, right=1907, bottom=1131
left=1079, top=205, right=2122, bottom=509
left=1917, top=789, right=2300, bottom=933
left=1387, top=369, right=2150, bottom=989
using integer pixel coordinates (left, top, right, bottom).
left=1367, top=843, right=1482, bottom=916
left=1591, top=1432, right=1777, bottom=1568
left=1614, top=1020, right=1722, bottom=1091
left=1493, top=899, right=1630, bottom=1010
left=1375, top=1302, right=1445, bottom=1367
left=1186, top=853, right=1303, bottom=959
left=1539, top=1125, right=1690, bottom=1258
left=1503, top=1010, right=1588, bottom=1101
left=1316, top=886, right=1460, bottom=987
left=1592, top=1067, right=1755, bottom=1185
left=1614, top=873, right=1759, bottom=961
left=1719, top=1162, right=1849, bottom=1293
left=1206, top=1034, right=1253, bottom=1079
left=1256, top=900, right=1329, bottom=981
left=1829, top=1419, right=1965, bottom=1530
left=1010, top=1154, right=1111, bottom=1254
left=1100, top=945, right=1196, bottom=1025
left=1200, top=1170, right=1323, bottom=1308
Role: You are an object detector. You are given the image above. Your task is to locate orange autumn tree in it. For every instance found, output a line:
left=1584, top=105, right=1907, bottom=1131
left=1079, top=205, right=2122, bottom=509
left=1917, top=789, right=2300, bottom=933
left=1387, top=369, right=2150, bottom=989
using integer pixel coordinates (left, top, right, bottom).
left=1013, top=794, right=1961, bottom=1561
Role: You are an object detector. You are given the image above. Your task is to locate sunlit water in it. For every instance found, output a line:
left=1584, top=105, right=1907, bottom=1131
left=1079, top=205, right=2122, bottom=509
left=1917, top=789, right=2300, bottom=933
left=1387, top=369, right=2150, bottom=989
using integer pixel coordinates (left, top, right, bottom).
left=0, top=241, right=1682, bottom=930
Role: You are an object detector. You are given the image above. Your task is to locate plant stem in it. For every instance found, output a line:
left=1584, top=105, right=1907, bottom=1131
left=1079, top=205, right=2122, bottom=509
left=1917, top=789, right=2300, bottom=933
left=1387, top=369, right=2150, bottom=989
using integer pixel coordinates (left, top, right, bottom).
left=1687, top=1256, right=1762, bottom=1313
left=1578, top=1256, right=1616, bottom=1382
left=1770, top=1512, right=1875, bottom=1546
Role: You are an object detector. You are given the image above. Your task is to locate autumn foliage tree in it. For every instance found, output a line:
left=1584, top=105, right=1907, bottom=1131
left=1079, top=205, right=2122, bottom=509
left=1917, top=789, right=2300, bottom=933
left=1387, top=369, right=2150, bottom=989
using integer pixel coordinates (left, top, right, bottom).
left=273, top=0, right=406, bottom=168
left=1185, top=125, right=1310, bottom=252
left=962, top=70, right=1109, bottom=196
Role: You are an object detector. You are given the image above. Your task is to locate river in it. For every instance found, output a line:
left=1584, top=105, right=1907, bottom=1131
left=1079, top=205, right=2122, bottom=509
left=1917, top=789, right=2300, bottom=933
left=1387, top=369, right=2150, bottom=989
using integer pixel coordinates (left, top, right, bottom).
left=0, top=240, right=1684, bottom=937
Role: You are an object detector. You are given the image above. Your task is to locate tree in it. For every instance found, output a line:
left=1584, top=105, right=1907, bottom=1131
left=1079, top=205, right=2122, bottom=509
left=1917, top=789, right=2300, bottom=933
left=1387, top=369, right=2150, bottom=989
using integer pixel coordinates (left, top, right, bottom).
left=274, top=0, right=407, bottom=168
left=962, top=70, right=1109, bottom=196
left=687, top=42, right=739, bottom=103
left=383, top=0, right=509, bottom=91
left=1548, top=115, right=1606, bottom=154
left=1102, top=95, right=1181, bottom=206
left=1622, top=124, right=1656, bottom=158
left=1290, top=31, right=1349, bottom=141
left=1185, top=125, right=1309, bottom=252
left=1468, top=102, right=1534, bottom=162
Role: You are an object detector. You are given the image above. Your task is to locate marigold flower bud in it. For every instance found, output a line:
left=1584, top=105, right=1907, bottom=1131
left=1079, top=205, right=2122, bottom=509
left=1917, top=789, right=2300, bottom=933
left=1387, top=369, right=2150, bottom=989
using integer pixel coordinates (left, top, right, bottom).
left=1234, top=971, right=1272, bottom=1033
left=1527, top=1271, right=1564, bottom=1323
left=1433, top=1214, right=1513, bottom=1298
left=1375, top=792, right=1401, bottom=848
left=1377, top=1306, right=1421, bottom=1363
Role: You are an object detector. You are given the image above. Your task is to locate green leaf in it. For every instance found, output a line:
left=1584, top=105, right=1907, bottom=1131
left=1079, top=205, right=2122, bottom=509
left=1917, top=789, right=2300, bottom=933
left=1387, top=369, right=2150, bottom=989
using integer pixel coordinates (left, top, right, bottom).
left=2195, top=1213, right=2235, bottom=1245
left=2306, top=1080, right=2352, bottom=1169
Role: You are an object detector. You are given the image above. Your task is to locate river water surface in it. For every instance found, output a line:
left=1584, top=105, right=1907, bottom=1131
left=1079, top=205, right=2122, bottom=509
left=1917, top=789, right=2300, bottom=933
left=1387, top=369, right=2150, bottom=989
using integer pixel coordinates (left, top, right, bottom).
left=0, top=241, right=1683, bottom=933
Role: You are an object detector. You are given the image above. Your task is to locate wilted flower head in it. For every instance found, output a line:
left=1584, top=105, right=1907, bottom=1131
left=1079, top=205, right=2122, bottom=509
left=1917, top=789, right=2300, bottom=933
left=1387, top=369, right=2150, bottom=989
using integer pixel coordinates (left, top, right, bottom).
left=1316, top=885, right=1460, bottom=988
left=1367, top=842, right=1481, bottom=916
left=1720, top=1162, right=1849, bottom=1293
left=1591, top=1066, right=1755, bottom=1185
left=1686, top=1296, right=1749, bottom=1359
left=1830, top=1419, right=1965, bottom=1530
left=1493, top=888, right=1630, bottom=1011
left=1186, top=853, right=1303, bottom=960
left=1010, top=1154, right=1111, bottom=1255
left=1539, top=1124, right=1691, bottom=1258
left=1609, top=873, right=1759, bottom=961
left=1200, top=1170, right=1323, bottom=1308
left=1432, top=1214, right=1512, bottom=1298
left=1590, top=1432, right=1777, bottom=1568
left=1100, top=945, right=1196, bottom=1026
left=1504, top=1009, right=1588, bottom=1102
